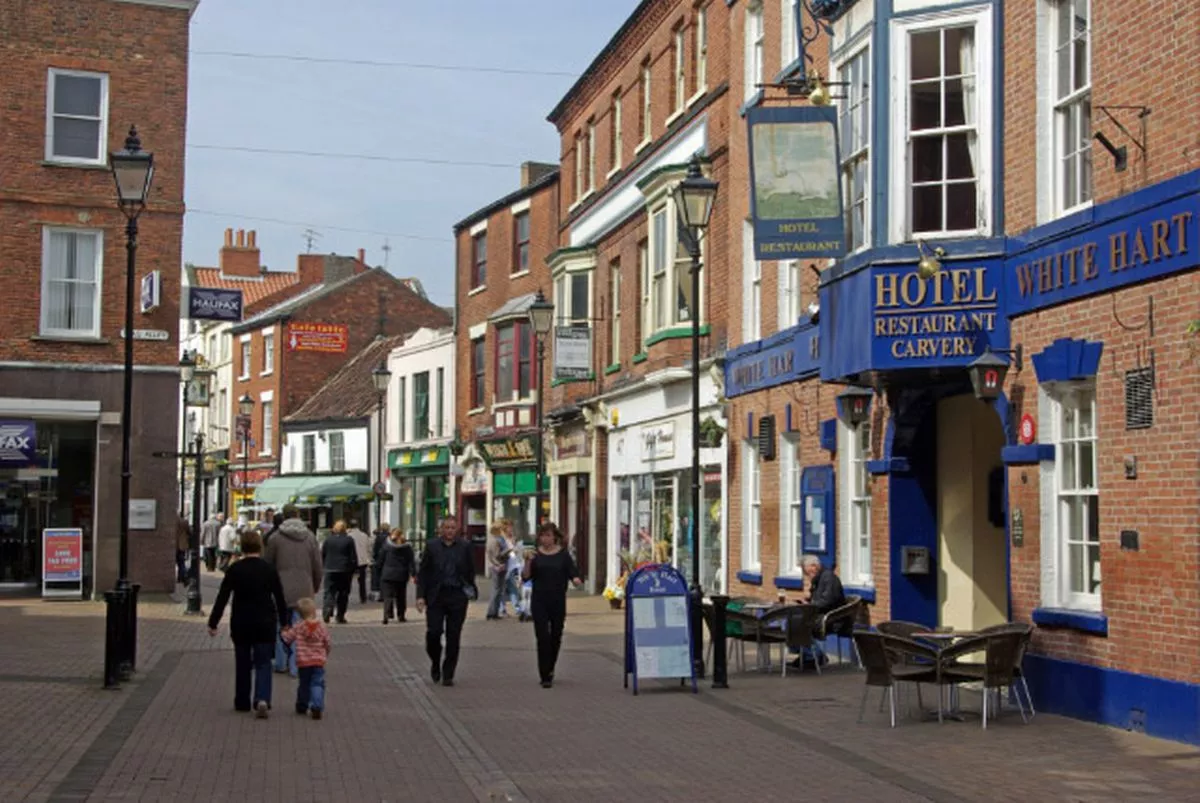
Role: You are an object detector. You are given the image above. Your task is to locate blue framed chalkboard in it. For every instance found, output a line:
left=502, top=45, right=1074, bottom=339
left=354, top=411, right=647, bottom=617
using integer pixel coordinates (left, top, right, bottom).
left=623, top=563, right=698, bottom=695
left=800, top=465, right=835, bottom=566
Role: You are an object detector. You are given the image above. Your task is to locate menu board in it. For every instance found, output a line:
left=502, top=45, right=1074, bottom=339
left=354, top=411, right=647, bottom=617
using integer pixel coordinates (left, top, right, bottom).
left=623, top=563, right=697, bottom=694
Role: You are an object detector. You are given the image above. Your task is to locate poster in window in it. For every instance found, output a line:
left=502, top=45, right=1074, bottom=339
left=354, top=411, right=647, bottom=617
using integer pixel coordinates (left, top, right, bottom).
left=746, top=105, right=845, bottom=259
left=553, top=325, right=592, bottom=380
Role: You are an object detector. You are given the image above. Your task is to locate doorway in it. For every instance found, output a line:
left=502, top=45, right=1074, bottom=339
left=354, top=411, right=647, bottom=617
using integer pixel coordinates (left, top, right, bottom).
left=557, top=474, right=589, bottom=583
left=936, top=393, right=1008, bottom=631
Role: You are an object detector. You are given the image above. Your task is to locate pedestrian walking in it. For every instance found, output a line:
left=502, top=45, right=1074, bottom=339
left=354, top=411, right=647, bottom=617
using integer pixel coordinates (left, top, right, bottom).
left=175, top=514, right=191, bottom=585
left=264, top=504, right=324, bottom=677
left=370, top=527, right=388, bottom=601
left=415, top=516, right=476, bottom=687
left=522, top=521, right=582, bottom=688
left=505, top=528, right=525, bottom=616
left=262, top=511, right=284, bottom=548
left=217, top=515, right=238, bottom=572
left=347, top=519, right=372, bottom=605
left=200, top=512, right=223, bottom=572
left=280, top=597, right=331, bottom=719
left=321, top=520, right=358, bottom=623
left=485, top=522, right=513, bottom=620
left=378, top=528, right=415, bottom=624
left=207, top=529, right=289, bottom=717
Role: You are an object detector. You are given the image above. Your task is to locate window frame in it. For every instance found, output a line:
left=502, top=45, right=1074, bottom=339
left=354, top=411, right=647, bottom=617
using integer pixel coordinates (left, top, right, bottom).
left=745, top=1, right=765, bottom=102
left=835, top=41, right=872, bottom=253
left=611, top=90, right=623, bottom=173
left=587, top=119, right=597, bottom=192
left=397, top=376, right=407, bottom=442
left=435, top=366, right=445, bottom=437
left=742, top=440, right=762, bottom=571
left=778, top=259, right=803, bottom=331
left=260, top=401, right=274, bottom=455
left=609, top=260, right=621, bottom=364
left=1049, top=0, right=1093, bottom=217
left=412, top=371, right=431, bottom=440
left=673, top=25, right=687, bottom=113
left=642, top=177, right=706, bottom=338
left=1046, top=384, right=1101, bottom=611
left=39, top=226, right=103, bottom=339
left=45, top=68, right=109, bottom=166
left=637, top=239, right=650, bottom=350
left=694, top=4, right=708, bottom=97
left=302, top=434, right=316, bottom=473
left=492, top=320, right=534, bottom=404
left=470, top=337, right=486, bottom=410
left=639, top=61, right=652, bottom=145
left=779, top=435, right=803, bottom=576
left=742, top=220, right=762, bottom=342
left=838, top=418, right=872, bottom=586
left=512, top=211, right=531, bottom=275
left=781, top=0, right=800, bottom=69
left=261, top=332, right=274, bottom=375
left=888, top=6, right=994, bottom=244
left=239, top=339, right=251, bottom=380
left=328, top=431, right=346, bottom=472
left=471, top=232, right=487, bottom=289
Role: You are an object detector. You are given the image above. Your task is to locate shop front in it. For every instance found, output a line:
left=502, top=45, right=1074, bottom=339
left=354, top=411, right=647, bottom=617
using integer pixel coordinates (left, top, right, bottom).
left=479, top=431, right=548, bottom=546
left=547, top=418, right=596, bottom=585
left=604, top=372, right=727, bottom=594
left=389, top=445, right=451, bottom=544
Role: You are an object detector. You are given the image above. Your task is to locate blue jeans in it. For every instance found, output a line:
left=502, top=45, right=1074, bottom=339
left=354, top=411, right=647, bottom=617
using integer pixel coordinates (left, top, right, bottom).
left=234, top=642, right=274, bottom=710
left=274, top=608, right=300, bottom=675
left=505, top=569, right=521, bottom=611
left=296, top=666, right=326, bottom=713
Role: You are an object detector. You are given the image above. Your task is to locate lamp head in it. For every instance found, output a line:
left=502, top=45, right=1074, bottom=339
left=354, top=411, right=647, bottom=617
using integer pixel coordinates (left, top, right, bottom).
left=238, top=393, right=255, bottom=416
left=527, top=288, right=555, bottom=336
left=109, top=126, right=155, bottom=210
left=371, top=361, right=392, bottom=393
left=672, top=154, right=718, bottom=232
left=179, top=351, right=196, bottom=383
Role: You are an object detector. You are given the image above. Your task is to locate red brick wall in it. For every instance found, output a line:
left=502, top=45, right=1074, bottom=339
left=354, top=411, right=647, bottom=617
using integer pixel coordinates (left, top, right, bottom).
left=0, top=0, right=190, bottom=367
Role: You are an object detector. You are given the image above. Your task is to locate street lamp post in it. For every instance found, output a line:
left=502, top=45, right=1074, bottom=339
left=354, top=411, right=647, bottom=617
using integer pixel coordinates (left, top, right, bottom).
left=238, top=394, right=255, bottom=518
left=527, top=290, right=555, bottom=526
left=179, top=351, right=194, bottom=516
left=371, top=361, right=393, bottom=535
left=671, top=154, right=718, bottom=684
left=106, top=125, right=154, bottom=685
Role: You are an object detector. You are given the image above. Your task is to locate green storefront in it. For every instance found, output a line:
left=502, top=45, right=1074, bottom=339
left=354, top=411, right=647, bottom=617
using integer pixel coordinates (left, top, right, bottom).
left=480, top=434, right=550, bottom=544
left=389, top=446, right=450, bottom=544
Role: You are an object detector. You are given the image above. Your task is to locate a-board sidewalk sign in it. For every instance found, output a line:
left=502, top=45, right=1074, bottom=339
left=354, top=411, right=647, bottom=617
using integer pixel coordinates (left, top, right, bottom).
left=623, top=562, right=698, bottom=695
left=42, top=527, right=84, bottom=599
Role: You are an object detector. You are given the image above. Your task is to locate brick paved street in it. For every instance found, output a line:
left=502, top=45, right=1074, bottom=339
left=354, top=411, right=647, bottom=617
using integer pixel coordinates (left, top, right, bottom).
left=1, top=573, right=1197, bottom=802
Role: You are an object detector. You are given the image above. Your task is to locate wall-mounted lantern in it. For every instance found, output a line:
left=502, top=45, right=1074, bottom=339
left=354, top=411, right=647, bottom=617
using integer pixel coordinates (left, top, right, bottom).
left=448, top=427, right=466, bottom=458
left=968, top=345, right=1023, bottom=402
left=835, top=385, right=874, bottom=427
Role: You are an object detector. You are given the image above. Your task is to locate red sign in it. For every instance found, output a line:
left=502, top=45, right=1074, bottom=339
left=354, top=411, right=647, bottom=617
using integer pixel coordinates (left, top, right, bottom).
left=287, top=322, right=348, bottom=353
left=1019, top=413, right=1037, bottom=445
left=43, top=529, right=83, bottom=582
left=231, top=467, right=275, bottom=489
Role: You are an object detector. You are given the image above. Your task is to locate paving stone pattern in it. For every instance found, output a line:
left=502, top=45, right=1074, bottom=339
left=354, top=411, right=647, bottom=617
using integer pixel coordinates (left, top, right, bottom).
left=1, top=576, right=1198, bottom=802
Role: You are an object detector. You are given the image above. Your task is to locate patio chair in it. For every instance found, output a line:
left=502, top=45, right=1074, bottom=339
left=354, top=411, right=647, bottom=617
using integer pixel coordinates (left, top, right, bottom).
left=816, top=594, right=863, bottom=667
left=782, top=605, right=823, bottom=677
left=852, top=631, right=940, bottom=727
left=876, top=620, right=929, bottom=639
left=938, top=631, right=1029, bottom=728
left=968, top=623, right=1035, bottom=719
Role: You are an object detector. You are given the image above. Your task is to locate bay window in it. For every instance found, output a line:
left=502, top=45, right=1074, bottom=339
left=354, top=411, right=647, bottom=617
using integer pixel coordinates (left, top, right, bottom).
left=891, top=8, right=993, bottom=242
left=609, top=260, right=621, bottom=364
left=638, top=239, right=650, bottom=349
left=641, top=167, right=708, bottom=339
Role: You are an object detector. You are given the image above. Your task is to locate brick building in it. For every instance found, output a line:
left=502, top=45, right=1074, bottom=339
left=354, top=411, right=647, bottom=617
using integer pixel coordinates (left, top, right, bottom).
left=0, top=0, right=198, bottom=596
left=228, top=264, right=451, bottom=520
left=713, top=0, right=1199, bottom=743
left=451, top=162, right=560, bottom=572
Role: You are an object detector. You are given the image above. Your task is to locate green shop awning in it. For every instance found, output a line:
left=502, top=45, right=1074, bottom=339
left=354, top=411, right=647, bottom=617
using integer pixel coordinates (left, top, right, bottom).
left=254, top=473, right=361, bottom=507
left=297, top=480, right=393, bottom=505
left=389, top=446, right=449, bottom=473
left=492, top=468, right=550, bottom=496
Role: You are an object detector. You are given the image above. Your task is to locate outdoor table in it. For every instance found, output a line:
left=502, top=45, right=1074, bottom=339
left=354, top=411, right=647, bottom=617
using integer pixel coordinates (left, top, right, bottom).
left=911, top=630, right=980, bottom=721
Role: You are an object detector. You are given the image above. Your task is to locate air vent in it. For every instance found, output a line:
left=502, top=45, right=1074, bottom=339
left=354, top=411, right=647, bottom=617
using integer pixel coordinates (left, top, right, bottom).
left=1124, top=368, right=1154, bottom=430
left=757, top=414, right=776, bottom=461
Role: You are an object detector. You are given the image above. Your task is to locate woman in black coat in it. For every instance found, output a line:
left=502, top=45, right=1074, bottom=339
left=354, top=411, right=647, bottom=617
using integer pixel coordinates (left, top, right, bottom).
left=378, top=528, right=416, bottom=624
left=207, top=529, right=289, bottom=717
left=522, top=521, right=582, bottom=688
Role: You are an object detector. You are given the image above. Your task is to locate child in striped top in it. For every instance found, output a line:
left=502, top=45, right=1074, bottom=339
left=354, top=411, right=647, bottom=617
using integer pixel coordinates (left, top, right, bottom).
left=281, top=597, right=331, bottom=719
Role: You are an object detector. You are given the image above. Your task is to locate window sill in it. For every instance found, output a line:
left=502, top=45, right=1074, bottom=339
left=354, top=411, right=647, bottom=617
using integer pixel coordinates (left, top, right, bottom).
left=843, top=585, right=877, bottom=604
left=31, top=334, right=108, bottom=345
left=634, top=138, right=652, bottom=155
left=467, top=406, right=486, bottom=417
left=687, top=88, right=708, bottom=108
left=551, top=373, right=595, bottom=387
left=259, top=370, right=273, bottom=378
left=631, top=352, right=648, bottom=364
left=604, top=362, right=621, bottom=376
left=773, top=576, right=805, bottom=590
left=467, top=284, right=487, bottom=297
left=1032, top=607, right=1108, bottom=636
left=645, top=323, right=710, bottom=347
left=606, top=165, right=622, bottom=180
left=238, top=375, right=250, bottom=382
left=665, top=107, right=686, bottom=128
left=41, top=159, right=109, bottom=171
left=492, top=399, right=535, bottom=411
left=737, top=570, right=763, bottom=585
left=258, top=451, right=272, bottom=458
left=510, top=269, right=531, bottom=280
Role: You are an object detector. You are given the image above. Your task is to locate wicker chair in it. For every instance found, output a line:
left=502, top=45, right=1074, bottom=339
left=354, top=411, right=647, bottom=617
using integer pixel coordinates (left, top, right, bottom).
left=782, top=606, right=823, bottom=677
left=816, top=594, right=863, bottom=667
left=852, top=631, right=940, bottom=727
left=939, top=631, right=1029, bottom=728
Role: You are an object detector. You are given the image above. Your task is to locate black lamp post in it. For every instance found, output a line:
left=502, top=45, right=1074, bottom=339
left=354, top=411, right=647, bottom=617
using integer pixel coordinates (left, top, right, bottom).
left=179, top=350, right=195, bottom=515
left=238, top=393, right=255, bottom=518
left=371, top=360, right=393, bottom=534
left=527, top=290, right=555, bottom=526
left=672, top=153, right=718, bottom=683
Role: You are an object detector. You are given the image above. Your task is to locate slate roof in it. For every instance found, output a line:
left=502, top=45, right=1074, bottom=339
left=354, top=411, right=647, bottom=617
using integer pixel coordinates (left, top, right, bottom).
left=230, top=268, right=411, bottom=334
left=285, top=334, right=409, bottom=424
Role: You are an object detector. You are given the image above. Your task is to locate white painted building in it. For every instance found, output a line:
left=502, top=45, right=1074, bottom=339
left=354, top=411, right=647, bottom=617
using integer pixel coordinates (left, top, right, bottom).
left=384, top=326, right=456, bottom=544
left=178, top=316, right=235, bottom=521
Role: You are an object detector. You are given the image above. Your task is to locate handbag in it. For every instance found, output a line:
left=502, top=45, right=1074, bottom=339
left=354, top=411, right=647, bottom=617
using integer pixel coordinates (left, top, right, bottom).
left=463, top=582, right=479, bottom=602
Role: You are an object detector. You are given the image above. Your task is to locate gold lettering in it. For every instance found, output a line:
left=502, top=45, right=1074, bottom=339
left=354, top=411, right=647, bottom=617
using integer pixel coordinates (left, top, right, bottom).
left=900, top=272, right=926, bottom=307
left=1083, top=243, right=1099, bottom=279
left=1171, top=211, right=1193, bottom=253
left=950, top=269, right=971, bottom=303
left=974, top=267, right=997, bottom=302
left=1038, top=256, right=1053, bottom=292
left=1151, top=219, right=1171, bottom=261
left=931, top=270, right=950, bottom=305
left=875, top=273, right=900, bottom=308
left=1132, top=227, right=1150, bottom=265
left=874, top=317, right=887, bottom=336
left=1065, top=247, right=1080, bottom=284
left=1016, top=262, right=1034, bottom=296
left=1109, top=232, right=1129, bottom=272
left=891, top=340, right=906, bottom=358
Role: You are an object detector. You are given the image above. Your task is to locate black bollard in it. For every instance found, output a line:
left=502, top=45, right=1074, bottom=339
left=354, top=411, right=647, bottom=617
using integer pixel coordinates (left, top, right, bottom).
left=128, top=583, right=141, bottom=673
left=103, top=591, right=122, bottom=689
left=711, top=594, right=730, bottom=689
left=114, top=588, right=132, bottom=681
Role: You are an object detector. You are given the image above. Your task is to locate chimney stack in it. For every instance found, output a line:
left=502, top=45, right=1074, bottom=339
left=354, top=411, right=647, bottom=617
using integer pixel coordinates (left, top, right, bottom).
left=219, top=228, right=262, bottom=278
left=358, top=248, right=366, bottom=265
left=520, top=161, right=558, bottom=188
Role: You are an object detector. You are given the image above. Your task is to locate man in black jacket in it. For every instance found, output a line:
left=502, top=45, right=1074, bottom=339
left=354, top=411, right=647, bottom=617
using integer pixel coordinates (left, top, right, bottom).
left=416, top=516, right=476, bottom=686
left=321, top=521, right=359, bottom=624
left=796, top=554, right=846, bottom=667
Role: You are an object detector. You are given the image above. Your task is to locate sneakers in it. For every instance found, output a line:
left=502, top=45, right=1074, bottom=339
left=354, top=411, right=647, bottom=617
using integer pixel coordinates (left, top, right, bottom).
left=254, top=701, right=269, bottom=719
left=310, top=709, right=323, bottom=720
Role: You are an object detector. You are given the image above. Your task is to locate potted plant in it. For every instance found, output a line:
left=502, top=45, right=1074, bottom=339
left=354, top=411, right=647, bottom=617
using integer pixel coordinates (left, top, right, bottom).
left=603, top=575, right=627, bottom=609
left=699, top=416, right=726, bottom=448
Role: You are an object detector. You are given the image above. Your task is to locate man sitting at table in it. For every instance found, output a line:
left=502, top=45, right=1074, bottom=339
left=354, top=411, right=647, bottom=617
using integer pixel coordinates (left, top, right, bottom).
left=790, top=555, right=846, bottom=668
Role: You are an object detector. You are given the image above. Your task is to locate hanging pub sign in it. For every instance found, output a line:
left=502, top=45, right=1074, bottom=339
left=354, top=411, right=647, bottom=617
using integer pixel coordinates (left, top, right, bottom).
left=746, top=105, right=845, bottom=260
left=553, top=325, right=592, bottom=381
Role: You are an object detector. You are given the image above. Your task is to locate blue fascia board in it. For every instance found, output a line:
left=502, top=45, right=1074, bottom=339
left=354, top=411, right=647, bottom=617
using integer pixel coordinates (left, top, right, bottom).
left=737, top=571, right=764, bottom=585
left=867, top=457, right=911, bottom=475
left=1032, top=607, right=1109, bottom=635
left=819, top=419, right=837, bottom=452
left=843, top=585, right=876, bottom=604
left=822, top=237, right=1008, bottom=286
left=1001, top=444, right=1055, bottom=465
left=1031, top=338, right=1104, bottom=384
left=774, top=576, right=806, bottom=590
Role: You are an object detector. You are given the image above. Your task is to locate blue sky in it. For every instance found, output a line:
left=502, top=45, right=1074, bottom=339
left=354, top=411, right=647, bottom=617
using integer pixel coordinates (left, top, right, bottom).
left=184, top=0, right=639, bottom=304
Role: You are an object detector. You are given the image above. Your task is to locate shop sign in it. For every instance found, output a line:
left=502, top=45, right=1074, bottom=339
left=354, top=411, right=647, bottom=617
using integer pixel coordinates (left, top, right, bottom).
left=554, top=426, right=590, bottom=460
left=553, top=325, right=592, bottom=380
left=480, top=436, right=537, bottom=466
left=140, top=270, right=161, bottom=314
left=187, top=287, right=243, bottom=322
left=725, top=325, right=819, bottom=398
left=287, top=322, right=348, bottom=353
left=873, top=265, right=1001, bottom=361
left=641, top=422, right=676, bottom=461
left=390, top=447, right=449, bottom=470
left=460, top=460, right=488, bottom=495
left=230, top=467, right=274, bottom=489
left=746, top=105, right=845, bottom=259
left=0, top=420, right=36, bottom=464
left=1006, top=192, right=1197, bottom=316
left=129, top=499, right=157, bottom=530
